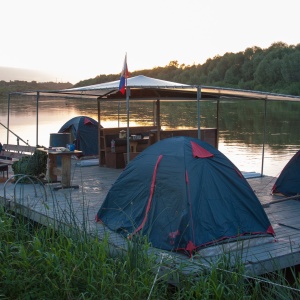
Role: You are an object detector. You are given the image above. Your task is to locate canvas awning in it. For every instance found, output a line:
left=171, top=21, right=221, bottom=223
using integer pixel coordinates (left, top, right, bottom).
left=11, top=75, right=196, bottom=100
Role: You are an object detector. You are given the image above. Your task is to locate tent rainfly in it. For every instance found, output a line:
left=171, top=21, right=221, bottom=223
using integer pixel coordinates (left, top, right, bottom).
left=96, top=136, right=275, bottom=256
left=272, top=150, right=300, bottom=196
left=58, top=116, right=101, bottom=156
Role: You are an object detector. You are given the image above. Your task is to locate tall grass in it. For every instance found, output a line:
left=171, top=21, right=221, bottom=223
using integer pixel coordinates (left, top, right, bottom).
left=0, top=207, right=300, bottom=299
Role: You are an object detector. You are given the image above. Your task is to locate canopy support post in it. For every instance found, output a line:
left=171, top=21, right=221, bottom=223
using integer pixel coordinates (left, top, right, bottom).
left=153, top=101, right=156, bottom=125
left=216, top=99, right=220, bottom=148
left=197, top=86, right=201, bottom=139
left=36, top=91, right=39, bottom=146
left=6, top=93, right=10, bottom=144
left=126, top=87, right=130, bottom=164
left=97, top=98, right=101, bottom=166
left=261, top=99, right=267, bottom=177
left=156, top=99, right=161, bottom=141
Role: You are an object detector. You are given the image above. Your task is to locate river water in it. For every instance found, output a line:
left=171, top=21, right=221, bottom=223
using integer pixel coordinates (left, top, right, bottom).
left=0, top=95, right=299, bottom=177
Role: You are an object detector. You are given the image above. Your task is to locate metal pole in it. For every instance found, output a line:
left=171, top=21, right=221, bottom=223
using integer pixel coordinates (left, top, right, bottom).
left=216, top=99, right=220, bottom=148
left=197, top=86, right=201, bottom=139
left=156, top=99, right=160, bottom=141
left=261, top=99, right=267, bottom=176
left=97, top=98, right=101, bottom=165
left=7, top=93, right=10, bottom=144
left=118, top=101, right=120, bottom=127
left=153, top=101, right=156, bottom=125
left=36, top=91, right=39, bottom=146
left=0, top=122, right=29, bottom=146
left=126, top=86, right=130, bottom=164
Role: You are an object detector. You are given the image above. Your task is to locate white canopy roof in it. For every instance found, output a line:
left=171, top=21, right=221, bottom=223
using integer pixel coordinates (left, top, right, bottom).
left=54, top=75, right=197, bottom=100
left=10, top=74, right=300, bottom=102
left=68, top=75, right=193, bottom=91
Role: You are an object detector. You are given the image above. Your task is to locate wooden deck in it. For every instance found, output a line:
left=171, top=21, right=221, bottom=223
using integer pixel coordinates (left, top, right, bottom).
left=0, top=159, right=300, bottom=278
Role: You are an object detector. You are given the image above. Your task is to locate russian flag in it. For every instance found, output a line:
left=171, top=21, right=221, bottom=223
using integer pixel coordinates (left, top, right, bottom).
left=119, top=54, right=129, bottom=94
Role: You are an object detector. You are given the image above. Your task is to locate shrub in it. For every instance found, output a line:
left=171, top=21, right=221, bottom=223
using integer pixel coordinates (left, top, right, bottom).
left=12, top=147, right=47, bottom=181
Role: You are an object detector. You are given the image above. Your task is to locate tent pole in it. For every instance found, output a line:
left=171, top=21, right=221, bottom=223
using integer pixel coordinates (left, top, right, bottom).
left=197, top=86, right=201, bottom=139
left=36, top=91, right=39, bottom=146
left=6, top=93, right=10, bottom=144
left=261, top=99, right=267, bottom=177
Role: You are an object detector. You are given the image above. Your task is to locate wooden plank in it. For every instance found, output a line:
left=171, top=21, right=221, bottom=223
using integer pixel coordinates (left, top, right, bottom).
left=3, top=144, right=36, bottom=153
left=2, top=151, right=28, bottom=159
left=61, top=155, right=71, bottom=186
left=1, top=143, right=35, bottom=162
left=1, top=169, right=300, bottom=278
left=0, top=159, right=14, bottom=165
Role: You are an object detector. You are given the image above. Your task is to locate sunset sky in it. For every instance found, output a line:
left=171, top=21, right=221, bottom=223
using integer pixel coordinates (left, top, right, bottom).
left=1, top=0, right=299, bottom=84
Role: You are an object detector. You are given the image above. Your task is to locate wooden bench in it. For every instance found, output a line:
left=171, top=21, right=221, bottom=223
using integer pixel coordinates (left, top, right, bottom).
left=0, top=163, right=9, bottom=178
left=1, top=144, right=36, bottom=160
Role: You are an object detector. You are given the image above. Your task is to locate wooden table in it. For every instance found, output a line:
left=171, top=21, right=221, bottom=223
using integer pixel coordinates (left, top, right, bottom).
left=37, top=148, right=82, bottom=189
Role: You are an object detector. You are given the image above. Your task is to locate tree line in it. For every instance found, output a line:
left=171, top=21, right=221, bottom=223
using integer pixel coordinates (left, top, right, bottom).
left=75, top=42, right=300, bottom=96
left=0, top=81, right=72, bottom=98
left=1, top=42, right=300, bottom=97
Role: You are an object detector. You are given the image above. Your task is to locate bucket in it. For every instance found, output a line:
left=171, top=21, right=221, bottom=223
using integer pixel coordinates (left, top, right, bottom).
left=49, top=133, right=71, bottom=166
left=119, top=130, right=126, bottom=139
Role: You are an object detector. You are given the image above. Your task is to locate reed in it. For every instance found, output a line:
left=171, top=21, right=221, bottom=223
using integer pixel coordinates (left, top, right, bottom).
left=1, top=206, right=300, bottom=299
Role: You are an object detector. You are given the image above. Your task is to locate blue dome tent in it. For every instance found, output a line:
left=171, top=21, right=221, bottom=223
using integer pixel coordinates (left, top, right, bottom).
left=58, top=116, right=101, bottom=156
left=272, top=150, right=300, bottom=196
left=96, top=136, right=274, bottom=256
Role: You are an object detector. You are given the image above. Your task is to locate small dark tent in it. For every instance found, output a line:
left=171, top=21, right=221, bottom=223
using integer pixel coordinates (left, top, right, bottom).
left=272, top=150, right=300, bottom=196
left=58, top=116, right=100, bottom=156
left=96, top=136, right=274, bottom=256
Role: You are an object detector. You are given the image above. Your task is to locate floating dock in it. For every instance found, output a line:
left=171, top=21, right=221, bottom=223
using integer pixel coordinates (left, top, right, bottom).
left=0, top=160, right=299, bottom=277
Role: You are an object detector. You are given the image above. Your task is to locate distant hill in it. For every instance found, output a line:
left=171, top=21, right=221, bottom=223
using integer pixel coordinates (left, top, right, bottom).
left=0, top=80, right=73, bottom=98
left=0, top=67, right=73, bottom=97
left=0, top=66, right=58, bottom=82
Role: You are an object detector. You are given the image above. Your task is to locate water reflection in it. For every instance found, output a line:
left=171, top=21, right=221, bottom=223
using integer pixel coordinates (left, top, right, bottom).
left=0, top=96, right=299, bottom=176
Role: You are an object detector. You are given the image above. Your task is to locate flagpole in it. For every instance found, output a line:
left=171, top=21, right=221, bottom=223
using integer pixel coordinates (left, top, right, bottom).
left=118, top=53, right=130, bottom=164
left=117, top=101, right=120, bottom=127
left=125, top=54, right=130, bottom=164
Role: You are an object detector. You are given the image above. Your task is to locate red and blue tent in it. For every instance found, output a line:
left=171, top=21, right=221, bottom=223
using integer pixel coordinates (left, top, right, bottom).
left=272, top=150, right=300, bottom=196
left=58, top=116, right=100, bottom=156
left=96, top=136, right=274, bottom=256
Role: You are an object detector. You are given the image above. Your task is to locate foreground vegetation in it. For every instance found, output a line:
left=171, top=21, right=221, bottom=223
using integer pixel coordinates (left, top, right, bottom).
left=0, top=208, right=299, bottom=299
